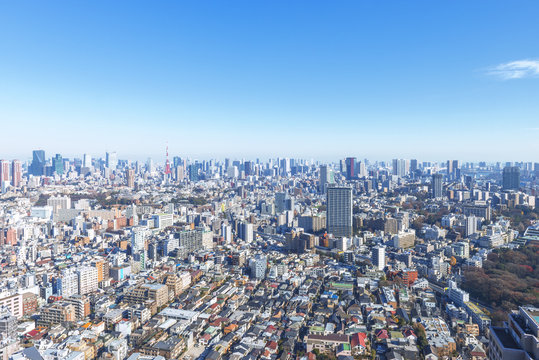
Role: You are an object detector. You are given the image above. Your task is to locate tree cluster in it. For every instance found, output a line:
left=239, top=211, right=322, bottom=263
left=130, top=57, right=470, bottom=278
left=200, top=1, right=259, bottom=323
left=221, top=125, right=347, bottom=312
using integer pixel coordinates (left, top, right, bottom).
left=460, top=246, right=539, bottom=324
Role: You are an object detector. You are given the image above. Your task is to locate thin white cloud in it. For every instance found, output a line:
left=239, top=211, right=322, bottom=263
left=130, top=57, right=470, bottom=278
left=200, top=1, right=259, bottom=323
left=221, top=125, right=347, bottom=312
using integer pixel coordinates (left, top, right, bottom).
left=488, top=59, right=539, bottom=79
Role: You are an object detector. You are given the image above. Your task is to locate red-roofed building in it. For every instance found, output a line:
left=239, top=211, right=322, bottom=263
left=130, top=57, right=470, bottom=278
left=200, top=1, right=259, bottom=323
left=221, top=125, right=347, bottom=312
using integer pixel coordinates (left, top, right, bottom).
left=266, top=340, right=278, bottom=354
left=375, top=329, right=389, bottom=340
left=402, top=328, right=417, bottom=339
left=199, top=333, right=212, bottom=346
left=350, top=332, right=367, bottom=354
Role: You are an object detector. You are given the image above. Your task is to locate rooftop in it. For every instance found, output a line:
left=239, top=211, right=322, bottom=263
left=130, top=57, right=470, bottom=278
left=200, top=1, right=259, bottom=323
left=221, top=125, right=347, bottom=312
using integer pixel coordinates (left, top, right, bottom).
left=491, top=327, right=520, bottom=350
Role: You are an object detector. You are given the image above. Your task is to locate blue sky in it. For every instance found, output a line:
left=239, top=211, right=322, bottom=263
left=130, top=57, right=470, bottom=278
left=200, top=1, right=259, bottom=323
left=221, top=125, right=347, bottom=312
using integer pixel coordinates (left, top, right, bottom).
left=1, top=1, right=538, bottom=162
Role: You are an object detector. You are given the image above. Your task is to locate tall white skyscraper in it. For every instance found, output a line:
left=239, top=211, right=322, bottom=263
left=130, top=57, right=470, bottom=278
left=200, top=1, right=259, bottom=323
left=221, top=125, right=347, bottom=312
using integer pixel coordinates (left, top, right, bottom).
left=326, top=185, right=353, bottom=237
left=83, top=154, right=92, bottom=168
left=106, top=151, right=118, bottom=169
left=358, top=161, right=367, bottom=177
left=372, top=245, right=386, bottom=271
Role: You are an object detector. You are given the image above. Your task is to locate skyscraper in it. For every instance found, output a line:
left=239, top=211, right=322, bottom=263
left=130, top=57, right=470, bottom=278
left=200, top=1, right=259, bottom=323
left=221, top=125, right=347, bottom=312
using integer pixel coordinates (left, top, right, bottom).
left=11, top=160, right=21, bottom=187
left=244, top=161, right=254, bottom=176
left=279, top=158, right=290, bottom=176
left=52, top=154, right=64, bottom=175
left=410, top=159, right=418, bottom=172
left=326, top=185, right=353, bottom=237
left=175, top=165, right=185, bottom=182
left=0, top=160, right=9, bottom=185
left=432, top=173, right=443, bottom=199
left=345, top=157, right=356, bottom=180
left=447, top=160, right=460, bottom=180
left=319, top=165, right=335, bottom=193
left=106, top=152, right=118, bottom=169
left=30, top=150, right=46, bottom=176
left=357, top=161, right=367, bottom=178
left=83, top=154, right=92, bottom=168
left=502, top=166, right=520, bottom=190
left=392, top=159, right=408, bottom=177
left=372, top=245, right=386, bottom=271
left=275, top=192, right=294, bottom=214
left=239, top=222, right=254, bottom=243
left=126, top=169, right=135, bottom=188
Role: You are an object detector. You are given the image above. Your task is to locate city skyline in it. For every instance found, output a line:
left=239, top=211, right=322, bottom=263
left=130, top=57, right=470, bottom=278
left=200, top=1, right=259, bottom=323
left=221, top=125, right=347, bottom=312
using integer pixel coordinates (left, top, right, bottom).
left=3, top=148, right=539, bottom=165
left=1, top=1, right=539, bottom=160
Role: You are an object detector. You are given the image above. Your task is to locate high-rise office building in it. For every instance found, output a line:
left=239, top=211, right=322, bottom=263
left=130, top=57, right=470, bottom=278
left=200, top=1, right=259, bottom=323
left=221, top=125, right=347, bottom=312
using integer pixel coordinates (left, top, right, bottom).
left=244, top=161, right=254, bottom=176
left=239, top=222, right=254, bottom=243
left=30, top=150, right=46, bottom=176
left=175, top=165, right=185, bottom=182
left=357, top=161, right=367, bottom=178
left=173, top=156, right=183, bottom=168
left=189, top=163, right=201, bottom=181
left=502, top=166, right=520, bottom=190
left=279, top=158, right=290, bottom=176
left=126, top=169, right=135, bottom=188
left=432, top=173, right=443, bottom=199
left=319, top=165, right=335, bottom=193
left=83, top=154, right=92, bottom=168
left=447, top=160, right=460, bottom=180
left=52, top=154, right=64, bottom=175
left=106, top=152, right=118, bottom=169
left=275, top=192, right=294, bottom=214
left=410, top=159, right=418, bottom=172
left=11, top=160, right=21, bottom=188
left=0, top=160, right=9, bottom=185
left=372, top=245, right=386, bottom=271
left=326, top=185, right=353, bottom=238
left=392, top=159, right=409, bottom=177
left=345, top=157, right=356, bottom=180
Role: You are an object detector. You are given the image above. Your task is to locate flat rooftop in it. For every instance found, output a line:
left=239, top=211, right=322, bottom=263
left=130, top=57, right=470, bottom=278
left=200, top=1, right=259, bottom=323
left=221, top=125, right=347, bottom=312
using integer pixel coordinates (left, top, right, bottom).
left=522, top=307, right=539, bottom=324
left=491, top=327, right=520, bottom=350
left=159, top=307, right=199, bottom=320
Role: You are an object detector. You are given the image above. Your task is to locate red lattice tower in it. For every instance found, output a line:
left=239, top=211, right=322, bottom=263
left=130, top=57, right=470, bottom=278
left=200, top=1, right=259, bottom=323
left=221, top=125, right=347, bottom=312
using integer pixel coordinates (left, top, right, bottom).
left=165, top=145, right=171, bottom=175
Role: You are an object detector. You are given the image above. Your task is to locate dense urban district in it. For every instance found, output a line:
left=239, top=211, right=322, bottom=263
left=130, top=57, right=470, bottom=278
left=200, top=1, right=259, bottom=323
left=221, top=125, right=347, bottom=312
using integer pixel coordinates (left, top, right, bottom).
left=0, top=152, right=537, bottom=360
